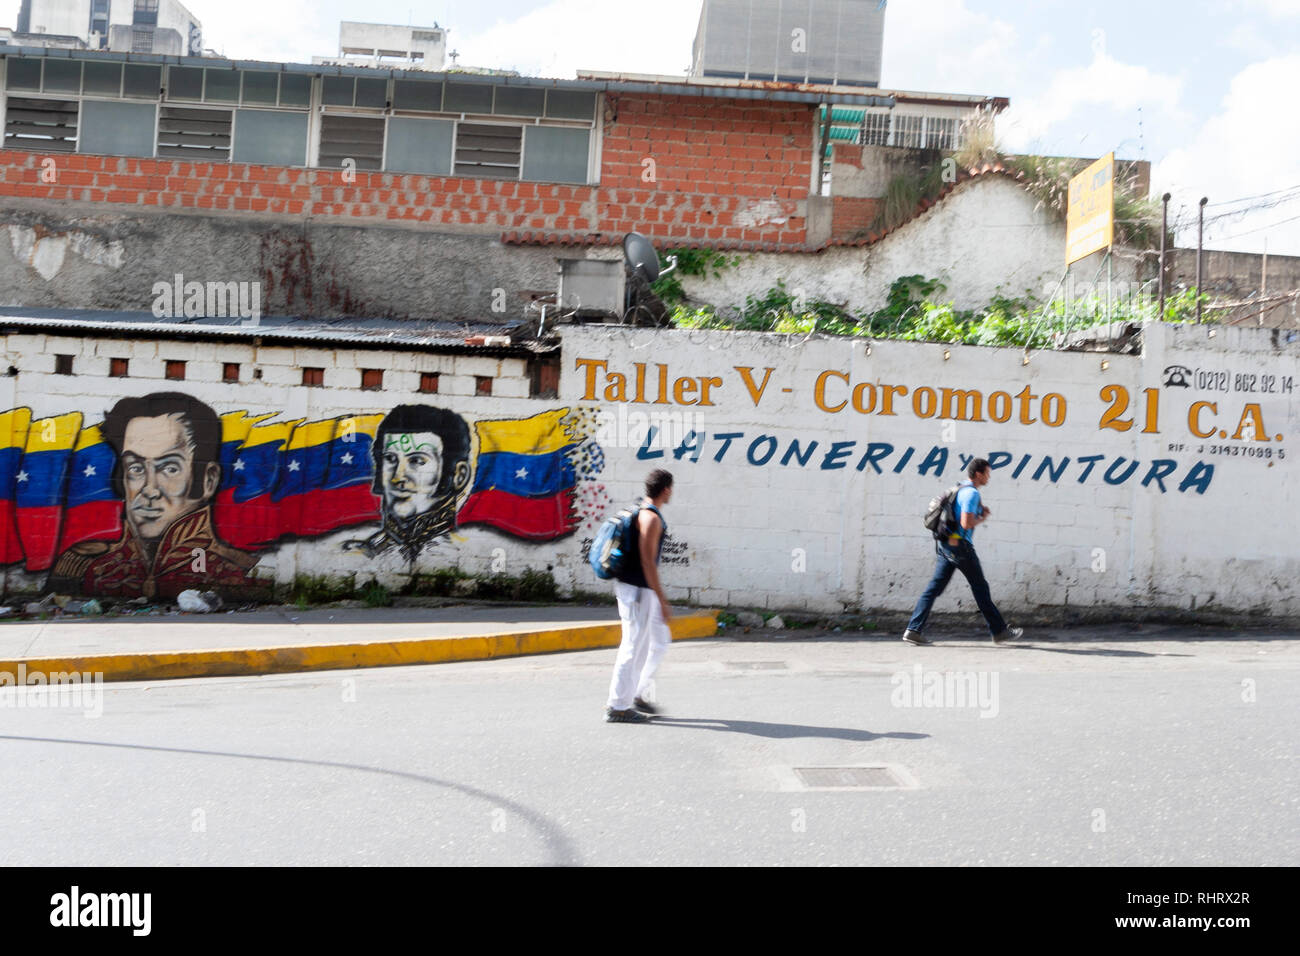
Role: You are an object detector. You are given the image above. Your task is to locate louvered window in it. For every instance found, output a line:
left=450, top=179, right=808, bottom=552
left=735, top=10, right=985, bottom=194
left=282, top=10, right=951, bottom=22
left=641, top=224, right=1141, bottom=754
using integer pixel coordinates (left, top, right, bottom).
left=157, top=106, right=232, bottom=160
left=454, top=123, right=521, bottom=179
left=318, top=115, right=385, bottom=172
left=4, top=97, right=79, bottom=152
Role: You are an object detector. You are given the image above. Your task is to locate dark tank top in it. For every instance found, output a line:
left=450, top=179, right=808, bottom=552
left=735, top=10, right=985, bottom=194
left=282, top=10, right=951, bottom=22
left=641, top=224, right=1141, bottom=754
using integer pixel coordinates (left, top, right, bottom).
left=621, top=504, right=666, bottom=589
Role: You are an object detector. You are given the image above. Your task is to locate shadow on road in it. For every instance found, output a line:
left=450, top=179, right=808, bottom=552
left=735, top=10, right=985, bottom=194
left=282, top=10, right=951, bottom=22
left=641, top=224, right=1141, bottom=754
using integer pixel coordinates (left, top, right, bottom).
left=650, top=717, right=928, bottom=742
left=0, top=733, right=580, bottom=866
left=998, top=644, right=1192, bottom=659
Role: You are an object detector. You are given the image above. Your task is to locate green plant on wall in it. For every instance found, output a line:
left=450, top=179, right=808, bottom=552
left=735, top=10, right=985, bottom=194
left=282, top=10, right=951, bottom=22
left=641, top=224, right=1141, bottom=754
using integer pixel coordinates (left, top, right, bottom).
left=670, top=275, right=1222, bottom=349
left=651, top=248, right=742, bottom=306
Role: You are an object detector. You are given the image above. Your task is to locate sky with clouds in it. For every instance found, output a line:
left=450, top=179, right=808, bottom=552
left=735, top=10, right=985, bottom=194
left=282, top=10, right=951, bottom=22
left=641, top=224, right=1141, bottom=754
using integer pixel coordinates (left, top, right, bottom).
left=4, top=0, right=1299, bottom=255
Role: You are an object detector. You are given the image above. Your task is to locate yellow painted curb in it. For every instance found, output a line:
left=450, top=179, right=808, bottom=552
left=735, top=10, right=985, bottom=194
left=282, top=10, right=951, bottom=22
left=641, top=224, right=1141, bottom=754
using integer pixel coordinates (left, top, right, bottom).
left=0, top=610, right=720, bottom=684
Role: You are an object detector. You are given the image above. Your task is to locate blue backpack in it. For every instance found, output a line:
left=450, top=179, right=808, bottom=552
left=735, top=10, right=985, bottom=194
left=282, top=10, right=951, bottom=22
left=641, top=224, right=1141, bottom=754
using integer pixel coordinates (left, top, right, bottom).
left=590, top=504, right=661, bottom=580
left=589, top=504, right=640, bottom=580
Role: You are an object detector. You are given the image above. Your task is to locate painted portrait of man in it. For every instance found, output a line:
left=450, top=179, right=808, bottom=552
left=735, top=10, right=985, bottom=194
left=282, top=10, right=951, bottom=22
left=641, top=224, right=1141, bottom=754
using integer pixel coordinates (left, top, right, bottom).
left=344, top=405, right=472, bottom=562
left=48, top=392, right=267, bottom=600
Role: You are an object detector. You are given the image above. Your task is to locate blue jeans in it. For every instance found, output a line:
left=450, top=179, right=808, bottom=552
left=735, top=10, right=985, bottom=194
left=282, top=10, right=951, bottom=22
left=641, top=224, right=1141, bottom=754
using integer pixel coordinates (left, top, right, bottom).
left=906, top=537, right=1008, bottom=636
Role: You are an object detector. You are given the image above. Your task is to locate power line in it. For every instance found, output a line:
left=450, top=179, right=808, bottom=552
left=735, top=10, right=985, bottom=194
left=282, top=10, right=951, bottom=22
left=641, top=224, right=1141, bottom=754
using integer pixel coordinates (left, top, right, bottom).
left=1205, top=183, right=1300, bottom=208
left=1209, top=211, right=1300, bottom=243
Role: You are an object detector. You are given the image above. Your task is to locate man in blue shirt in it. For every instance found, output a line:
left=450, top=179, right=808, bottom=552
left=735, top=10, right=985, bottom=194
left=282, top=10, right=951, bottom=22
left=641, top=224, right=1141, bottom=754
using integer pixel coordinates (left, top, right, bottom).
left=903, top=458, right=1024, bottom=646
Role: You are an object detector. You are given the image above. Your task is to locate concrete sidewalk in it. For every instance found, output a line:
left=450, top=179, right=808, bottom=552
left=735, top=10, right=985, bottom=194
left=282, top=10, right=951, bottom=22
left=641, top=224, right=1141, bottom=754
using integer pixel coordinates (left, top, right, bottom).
left=0, top=603, right=720, bottom=683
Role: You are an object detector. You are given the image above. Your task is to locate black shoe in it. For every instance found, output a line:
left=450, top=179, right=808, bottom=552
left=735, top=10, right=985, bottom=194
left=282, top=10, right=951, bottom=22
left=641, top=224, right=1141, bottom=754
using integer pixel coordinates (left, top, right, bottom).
left=633, top=697, right=660, bottom=715
left=993, top=626, right=1024, bottom=644
left=902, top=629, right=932, bottom=646
left=605, top=707, right=651, bottom=723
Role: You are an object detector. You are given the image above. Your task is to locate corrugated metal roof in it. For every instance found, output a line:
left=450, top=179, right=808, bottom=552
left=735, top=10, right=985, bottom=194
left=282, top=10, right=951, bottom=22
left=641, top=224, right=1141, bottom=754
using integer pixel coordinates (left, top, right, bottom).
left=0, top=308, right=551, bottom=355
left=0, top=44, right=893, bottom=106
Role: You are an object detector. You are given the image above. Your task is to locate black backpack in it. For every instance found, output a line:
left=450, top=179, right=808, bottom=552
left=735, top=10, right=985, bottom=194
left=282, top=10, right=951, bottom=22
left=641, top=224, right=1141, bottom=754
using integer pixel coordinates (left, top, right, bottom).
left=923, top=484, right=963, bottom=540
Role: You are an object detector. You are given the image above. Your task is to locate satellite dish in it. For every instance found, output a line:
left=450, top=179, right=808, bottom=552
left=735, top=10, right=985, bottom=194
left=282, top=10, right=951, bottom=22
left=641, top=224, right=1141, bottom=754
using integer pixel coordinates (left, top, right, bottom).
left=623, top=232, right=662, bottom=284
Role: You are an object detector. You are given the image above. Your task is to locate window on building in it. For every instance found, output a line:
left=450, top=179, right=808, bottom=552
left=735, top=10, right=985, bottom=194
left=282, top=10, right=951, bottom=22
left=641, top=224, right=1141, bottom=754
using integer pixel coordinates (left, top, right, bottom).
left=233, top=109, right=309, bottom=167
left=82, top=61, right=122, bottom=96
left=475, top=375, right=493, bottom=396
left=133, top=0, right=159, bottom=26
left=55, top=354, right=74, bottom=376
left=455, top=123, right=522, bottom=180
left=79, top=100, right=157, bottom=158
left=157, top=107, right=233, bottom=160
left=894, top=114, right=925, bottom=149
left=165, top=360, right=186, bottom=381
left=522, top=126, right=590, bottom=184
left=319, top=115, right=385, bottom=172
left=384, top=117, right=454, bottom=176
left=419, top=372, right=440, bottom=394
left=131, top=28, right=155, bottom=54
left=528, top=354, right=559, bottom=399
left=302, top=367, right=324, bottom=387
left=361, top=369, right=384, bottom=390
left=4, top=97, right=79, bottom=152
left=223, top=362, right=240, bottom=383
left=110, top=358, right=129, bottom=378
left=926, top=116, right=959, bottom=150
left=860, top=111, right=890, bottom=147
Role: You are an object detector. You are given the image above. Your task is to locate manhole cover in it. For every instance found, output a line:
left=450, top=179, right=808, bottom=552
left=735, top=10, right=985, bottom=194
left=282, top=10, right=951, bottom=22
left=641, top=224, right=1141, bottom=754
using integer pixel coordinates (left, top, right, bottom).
left=723, top=661, right=788, bottom=670
left=793, top=766, right=907, bottom=789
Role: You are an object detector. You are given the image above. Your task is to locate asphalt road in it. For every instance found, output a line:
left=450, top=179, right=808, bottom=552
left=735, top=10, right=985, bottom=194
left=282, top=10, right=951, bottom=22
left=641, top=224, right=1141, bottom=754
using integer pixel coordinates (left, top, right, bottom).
left=1, top=623, right=1295, bottom=866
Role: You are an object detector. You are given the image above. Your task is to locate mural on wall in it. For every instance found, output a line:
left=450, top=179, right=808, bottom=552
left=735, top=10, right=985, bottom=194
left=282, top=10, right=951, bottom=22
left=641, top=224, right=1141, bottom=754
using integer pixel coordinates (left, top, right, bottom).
left=0, top=394, right=605, bottom=600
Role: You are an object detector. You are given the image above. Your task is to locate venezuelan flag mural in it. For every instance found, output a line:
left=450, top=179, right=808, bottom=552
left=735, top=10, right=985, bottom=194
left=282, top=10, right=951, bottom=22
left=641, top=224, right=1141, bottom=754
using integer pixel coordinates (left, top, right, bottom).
left=457, top=409, right=582, bottom=541
left=0, top=409, right=33, bottom=565
left=16, top=412, right=83, bottom=571
left=0, top=395, right=602, bottom=599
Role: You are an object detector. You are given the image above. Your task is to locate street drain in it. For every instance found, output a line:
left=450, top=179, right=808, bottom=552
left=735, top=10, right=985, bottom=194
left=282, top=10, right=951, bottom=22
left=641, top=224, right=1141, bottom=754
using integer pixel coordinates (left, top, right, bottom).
left=793, top=766, right=908, bottom=790
left=723, top=661, right=788, bottom=670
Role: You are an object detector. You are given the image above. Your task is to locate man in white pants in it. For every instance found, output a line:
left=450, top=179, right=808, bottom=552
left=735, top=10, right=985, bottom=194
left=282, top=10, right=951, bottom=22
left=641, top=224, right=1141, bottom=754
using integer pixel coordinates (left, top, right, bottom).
left=605, top=469, right=674, bottom=723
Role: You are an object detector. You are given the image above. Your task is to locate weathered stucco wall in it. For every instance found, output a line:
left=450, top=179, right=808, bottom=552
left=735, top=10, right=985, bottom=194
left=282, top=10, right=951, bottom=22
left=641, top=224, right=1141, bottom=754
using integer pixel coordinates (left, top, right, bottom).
left=0, top=202, right=580, bottom=320
left=679, top=176, right=1141, bottom=316
left=1, top=322, right=1294, bottom=619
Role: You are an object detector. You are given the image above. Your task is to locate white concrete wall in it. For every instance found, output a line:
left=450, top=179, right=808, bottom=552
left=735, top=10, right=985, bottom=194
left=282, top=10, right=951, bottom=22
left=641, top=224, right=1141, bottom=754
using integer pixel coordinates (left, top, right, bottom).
left=3, top=322, right=1295, bottom=618
left=560, top=323, right=1300, bottom=616
left=679, top=176, right=1139, bottom=316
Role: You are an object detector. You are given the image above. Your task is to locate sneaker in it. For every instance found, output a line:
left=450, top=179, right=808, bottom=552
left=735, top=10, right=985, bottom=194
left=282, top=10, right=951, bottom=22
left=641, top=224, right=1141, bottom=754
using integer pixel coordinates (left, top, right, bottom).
left=902, top=629, right=932, bottom=646
left=633, top=697, right=660, bottom=715
left=605, top=707, right=651, bottom=723
left=993, top=626, right=1024, bottom=644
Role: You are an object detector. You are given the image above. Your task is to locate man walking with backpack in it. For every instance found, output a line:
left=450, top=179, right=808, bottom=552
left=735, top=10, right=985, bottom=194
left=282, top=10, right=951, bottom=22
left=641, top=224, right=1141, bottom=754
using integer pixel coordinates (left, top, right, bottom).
left=904, top=458, right=1024, bottom=646
left=604, top=469, right=675, bottom=723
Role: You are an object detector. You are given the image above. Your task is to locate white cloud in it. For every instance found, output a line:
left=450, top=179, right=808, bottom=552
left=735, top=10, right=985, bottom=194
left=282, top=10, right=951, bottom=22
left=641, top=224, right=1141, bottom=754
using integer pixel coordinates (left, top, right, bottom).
left=1154, top=55, right=1300, bottom=255
left=882, top=0, right=1019, bottom=94
left=999, top=51, right=1185, bottom=152
left=455, top=0, right=702, bottom=78
left=196, top=0, right=334, bottom=63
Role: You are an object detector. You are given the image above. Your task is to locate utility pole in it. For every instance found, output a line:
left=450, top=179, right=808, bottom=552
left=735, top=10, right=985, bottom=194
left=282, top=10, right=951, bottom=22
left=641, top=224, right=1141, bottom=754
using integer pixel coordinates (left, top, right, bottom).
left=1196, top=196, right=1207, bottom=323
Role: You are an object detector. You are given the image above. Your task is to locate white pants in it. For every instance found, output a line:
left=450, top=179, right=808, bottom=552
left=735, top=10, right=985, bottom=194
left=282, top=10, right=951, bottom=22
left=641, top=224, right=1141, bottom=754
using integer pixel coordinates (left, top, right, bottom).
left=606, top=581, right=672, bottom=710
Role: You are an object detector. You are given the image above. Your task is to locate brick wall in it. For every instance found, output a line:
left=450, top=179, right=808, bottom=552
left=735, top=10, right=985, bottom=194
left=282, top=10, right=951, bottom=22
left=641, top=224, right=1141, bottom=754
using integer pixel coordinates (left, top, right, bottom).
left=596, top=94, right=814, bottom=246
left=0, top=93, right=816, bottom=250
left=830, top=196, right=880, bottom=240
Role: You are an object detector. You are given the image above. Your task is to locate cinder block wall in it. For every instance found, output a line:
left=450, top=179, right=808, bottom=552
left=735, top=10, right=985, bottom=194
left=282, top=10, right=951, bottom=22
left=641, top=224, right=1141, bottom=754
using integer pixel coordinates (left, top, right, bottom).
left=561, top=323, right=1299, bottom=617
left=9, top=321, right=1285, bottom=617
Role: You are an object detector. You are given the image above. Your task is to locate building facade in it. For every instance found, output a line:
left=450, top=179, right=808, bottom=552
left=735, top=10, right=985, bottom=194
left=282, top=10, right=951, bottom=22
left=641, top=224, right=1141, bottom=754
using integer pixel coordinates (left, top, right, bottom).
left=16, top=0, right=201, bottom=56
